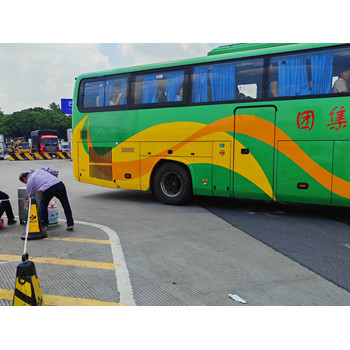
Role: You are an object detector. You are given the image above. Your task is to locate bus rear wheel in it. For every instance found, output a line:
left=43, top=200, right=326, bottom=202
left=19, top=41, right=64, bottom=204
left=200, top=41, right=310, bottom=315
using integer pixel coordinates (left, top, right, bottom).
left=153, top=162, right=192, bottom=205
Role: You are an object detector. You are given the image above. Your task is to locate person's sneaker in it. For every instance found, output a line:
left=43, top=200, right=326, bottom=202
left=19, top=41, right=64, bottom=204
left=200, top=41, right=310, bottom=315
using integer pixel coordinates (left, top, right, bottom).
left=66, top=225, right=74, bottom=231
left=8, top=219, right=17, bottom=225
left=41, top=225, right=48, bottom=231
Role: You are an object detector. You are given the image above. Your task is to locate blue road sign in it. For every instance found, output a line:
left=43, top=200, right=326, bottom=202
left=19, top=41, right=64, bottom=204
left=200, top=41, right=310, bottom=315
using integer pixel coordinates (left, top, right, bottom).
left=61, top=99, right=73, bottom=114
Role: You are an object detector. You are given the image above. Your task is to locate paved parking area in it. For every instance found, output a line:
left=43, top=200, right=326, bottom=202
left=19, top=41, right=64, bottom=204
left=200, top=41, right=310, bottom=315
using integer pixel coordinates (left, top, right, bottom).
left=1, top=159, right=350, bottom=306
left=0, top=218, right=134, bottom=306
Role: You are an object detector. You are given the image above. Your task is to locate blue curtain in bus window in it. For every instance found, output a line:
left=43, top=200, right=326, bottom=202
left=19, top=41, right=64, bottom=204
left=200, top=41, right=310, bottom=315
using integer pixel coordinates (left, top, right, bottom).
left=192, top=66, right=210, bottom=103
left=311, top=52, right=334, bottom=94
left=166, top=71, right=184, bottom=102
left=278, top=56, right=311, bottom=97
left=142, top=74, right=158, bottom=104
left=209, top=62, right=236, bottom=101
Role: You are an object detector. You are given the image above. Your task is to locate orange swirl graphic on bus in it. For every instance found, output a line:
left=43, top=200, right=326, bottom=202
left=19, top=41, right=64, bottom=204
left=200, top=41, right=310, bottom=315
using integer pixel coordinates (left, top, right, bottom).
left=78, top=113, right=350, bottom=200
left=234, top=114, right=350, bottom=199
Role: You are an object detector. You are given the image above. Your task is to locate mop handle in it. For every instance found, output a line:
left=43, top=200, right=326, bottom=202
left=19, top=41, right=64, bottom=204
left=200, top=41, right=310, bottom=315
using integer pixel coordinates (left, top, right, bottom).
left=22, top=197, right=31, bottom=262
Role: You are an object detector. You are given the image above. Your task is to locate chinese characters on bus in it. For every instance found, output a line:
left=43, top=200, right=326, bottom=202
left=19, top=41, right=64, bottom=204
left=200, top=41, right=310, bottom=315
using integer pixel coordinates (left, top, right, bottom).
left=327, top=106, right=347, bottom=130
left=296, top=107, right=347, bottom=131
left=297, top=111, right=315, bottom=131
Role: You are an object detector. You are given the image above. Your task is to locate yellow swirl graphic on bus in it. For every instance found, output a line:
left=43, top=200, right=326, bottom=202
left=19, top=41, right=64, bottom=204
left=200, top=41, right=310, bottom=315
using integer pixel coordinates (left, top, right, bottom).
left=75, top=113, right=350, bottom=200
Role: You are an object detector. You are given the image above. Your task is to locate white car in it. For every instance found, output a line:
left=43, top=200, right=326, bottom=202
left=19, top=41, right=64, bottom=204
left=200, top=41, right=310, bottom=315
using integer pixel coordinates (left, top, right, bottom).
left=0, top=142, right=5, bottom=160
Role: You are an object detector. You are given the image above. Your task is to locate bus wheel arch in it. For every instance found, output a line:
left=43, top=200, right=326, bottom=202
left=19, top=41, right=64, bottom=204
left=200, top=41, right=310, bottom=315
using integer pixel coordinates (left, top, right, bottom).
left=151, top=160, right=193, bottom=205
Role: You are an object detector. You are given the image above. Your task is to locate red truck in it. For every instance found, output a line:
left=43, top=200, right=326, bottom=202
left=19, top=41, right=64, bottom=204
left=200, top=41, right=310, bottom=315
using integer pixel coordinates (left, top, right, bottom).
left=31, top=130, right=59, bottom=155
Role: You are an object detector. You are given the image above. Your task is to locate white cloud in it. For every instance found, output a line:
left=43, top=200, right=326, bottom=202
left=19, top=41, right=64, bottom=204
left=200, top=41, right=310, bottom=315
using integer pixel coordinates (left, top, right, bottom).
left=0, top=44, right=111, bottom=114
left=0, top=43, right=223, bottom=114
left=118, top=43, right=212, bottom=66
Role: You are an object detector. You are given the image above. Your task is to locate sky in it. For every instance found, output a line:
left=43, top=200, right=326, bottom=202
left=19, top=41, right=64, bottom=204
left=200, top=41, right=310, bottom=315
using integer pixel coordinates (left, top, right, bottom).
left=0, top=0, right=341, bottom=116
left=0, top=43, right=223, bottom=114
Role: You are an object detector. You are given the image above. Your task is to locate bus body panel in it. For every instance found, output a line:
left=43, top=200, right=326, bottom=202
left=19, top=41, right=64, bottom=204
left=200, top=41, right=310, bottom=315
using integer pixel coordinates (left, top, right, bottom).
left=234, top=106, right=276, bottom=201
left=276, top=141, right=333, bottom=205
left=72, top=43, right=350, bottom=207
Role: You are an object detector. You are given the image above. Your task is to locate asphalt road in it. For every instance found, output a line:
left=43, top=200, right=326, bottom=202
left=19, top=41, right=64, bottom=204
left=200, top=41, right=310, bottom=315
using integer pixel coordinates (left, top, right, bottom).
left=1, top=157, right=350, bottom=306
left=197, top=197, right=350, bottom=292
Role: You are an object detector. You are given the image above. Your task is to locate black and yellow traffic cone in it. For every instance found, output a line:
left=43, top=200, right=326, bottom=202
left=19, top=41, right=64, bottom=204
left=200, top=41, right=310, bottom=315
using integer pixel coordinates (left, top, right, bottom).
left=21, top=197, right=47, bottom=240
left=13, top=254, right=45, bottom=306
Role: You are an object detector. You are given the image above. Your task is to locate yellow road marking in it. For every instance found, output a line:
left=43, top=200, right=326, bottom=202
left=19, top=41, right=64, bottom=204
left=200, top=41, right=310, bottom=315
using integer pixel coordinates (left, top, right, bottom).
left=0, top=288, right=13, bottom=300
left=0, top=288, right=120, bottom=306
left=0, top=254, right=117, bottom=270
left=45, top=237, right=110, bottom=244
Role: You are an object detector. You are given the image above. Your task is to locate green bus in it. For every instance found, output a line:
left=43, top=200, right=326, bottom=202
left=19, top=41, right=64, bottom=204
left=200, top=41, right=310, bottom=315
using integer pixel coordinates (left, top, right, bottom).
left=72, top=43, right=350, bottom=206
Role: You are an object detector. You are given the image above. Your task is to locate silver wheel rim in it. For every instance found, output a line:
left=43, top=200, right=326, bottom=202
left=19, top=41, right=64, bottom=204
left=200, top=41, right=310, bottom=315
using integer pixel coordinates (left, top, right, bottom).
left=160, top=171, right=182, bottom=197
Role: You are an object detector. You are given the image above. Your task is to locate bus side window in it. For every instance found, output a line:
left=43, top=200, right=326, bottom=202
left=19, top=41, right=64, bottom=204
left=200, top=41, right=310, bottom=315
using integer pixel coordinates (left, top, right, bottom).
left=270, top=48, right=350, bottom=97
left=331, top=47, right=350, bottom=94
left=270, top=49, right=337, bottom=97
left=135, top=73, right=159, bottom=104
left=270, top=55, right=312, bottom=97
left=156, top=77, right=167, bottom=103
left=309, top=51, right=334, bottom=95
left=268, top=63, right=279, bottom=97
left=209, top=62, right=236, bottom=101
left=133, top=76, right=143, bottom=104
left=192, top=66, right=210, bottom=103
left=83, top=81, right=105, bottom=108
left=192, top=65, right=211, bottom=103
left=165, top=70, right=185, bottom=102
left=105, top=76, right=128, bottom=106
left=193, top=59, right=263, bottom=103
left=235, top=59, right=263, bottom=100
left=133, top=70, right=185, bottom=105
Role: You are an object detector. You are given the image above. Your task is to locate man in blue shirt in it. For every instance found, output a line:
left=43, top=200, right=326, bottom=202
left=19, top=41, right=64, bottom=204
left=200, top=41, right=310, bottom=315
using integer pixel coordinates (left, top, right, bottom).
left=19, top=168, right=74, bottom=231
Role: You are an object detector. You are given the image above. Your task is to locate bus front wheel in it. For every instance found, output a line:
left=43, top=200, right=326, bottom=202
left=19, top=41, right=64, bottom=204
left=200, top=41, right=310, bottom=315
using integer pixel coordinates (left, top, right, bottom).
left=153, top=163, right=192, bottom=205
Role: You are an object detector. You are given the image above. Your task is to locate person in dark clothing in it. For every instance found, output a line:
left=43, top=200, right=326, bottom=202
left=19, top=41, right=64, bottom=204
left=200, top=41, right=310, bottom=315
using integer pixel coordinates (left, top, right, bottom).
left=0, top=191, right=17, bottom=225
left=19, top=168, right=74, bottom=231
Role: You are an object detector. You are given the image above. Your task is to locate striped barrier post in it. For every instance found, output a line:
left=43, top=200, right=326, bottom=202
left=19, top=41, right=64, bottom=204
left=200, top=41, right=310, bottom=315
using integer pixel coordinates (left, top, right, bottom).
left=8, top=152, right=70, bottom=160
left=32, top=153, right=44, bottom=160
left=9, top=153, right=25, bottom=161
left=22, top=153, right=35, bottom=160
left=41, top=152, right=52, bottom=160
left=57, top=152, right=71, bottom=159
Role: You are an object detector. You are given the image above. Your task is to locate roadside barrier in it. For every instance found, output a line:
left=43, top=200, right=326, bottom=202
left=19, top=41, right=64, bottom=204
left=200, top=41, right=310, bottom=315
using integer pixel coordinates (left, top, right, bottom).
left=21, top=197, right=47, bottom=241
left=9, top=153, right=26, bottom=161
left=34, top=152, right=52, bottom=160
left=13, top=258, right=45, bottom=306
left=9, top=152, right=71, bottom=160
left=57, top=151, right=71, bottom=159
left=13, top=197, right=45, bottom=306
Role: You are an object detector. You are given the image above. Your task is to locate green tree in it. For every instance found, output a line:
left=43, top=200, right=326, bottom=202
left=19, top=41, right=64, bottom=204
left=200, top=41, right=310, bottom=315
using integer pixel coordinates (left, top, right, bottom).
left=0, top=108, right=10, bottom=136
left=48, top=102, right=64, bottom=114
left=0, top=107, right=72, bottom=140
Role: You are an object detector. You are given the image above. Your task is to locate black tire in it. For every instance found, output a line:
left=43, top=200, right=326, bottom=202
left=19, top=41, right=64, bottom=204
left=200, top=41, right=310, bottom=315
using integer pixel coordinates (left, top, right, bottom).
left=153, top=162, right=192, bottom=205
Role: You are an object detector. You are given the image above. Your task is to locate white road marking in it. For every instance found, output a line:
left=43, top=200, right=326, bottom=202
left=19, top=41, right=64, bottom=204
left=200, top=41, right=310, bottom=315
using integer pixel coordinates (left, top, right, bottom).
left=59, top=219, right=136, bottom=306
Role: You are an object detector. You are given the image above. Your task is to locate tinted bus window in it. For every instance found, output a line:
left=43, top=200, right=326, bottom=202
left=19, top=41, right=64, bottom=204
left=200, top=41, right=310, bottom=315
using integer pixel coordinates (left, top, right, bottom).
left=133, top=70, right=185, bottom=105
left=269, top=46, right=350, bottom=98
left=83, top=81, right=105, bottom=108
left=104, top=77, right=128, bottom=106
left=192, top=58, right=264, bottom=103
left=82, top=75, right=128, bottom=108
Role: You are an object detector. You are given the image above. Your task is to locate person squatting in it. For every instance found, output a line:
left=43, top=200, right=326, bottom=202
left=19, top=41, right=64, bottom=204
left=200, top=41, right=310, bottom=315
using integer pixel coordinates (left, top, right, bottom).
left=0, top=191, right=17, bottom=227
